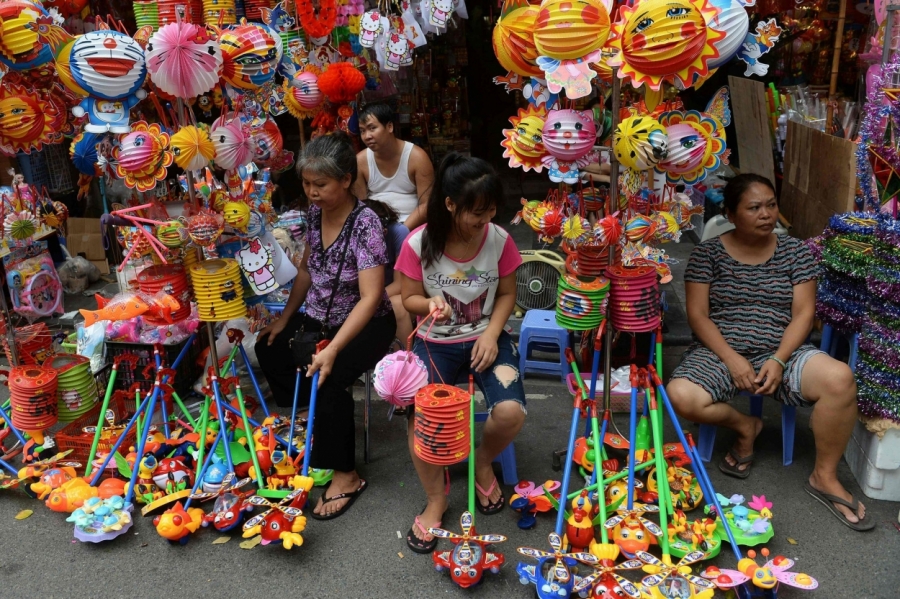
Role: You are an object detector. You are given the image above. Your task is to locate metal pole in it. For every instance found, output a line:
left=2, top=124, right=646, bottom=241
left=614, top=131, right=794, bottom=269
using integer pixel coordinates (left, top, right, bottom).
left=602, top=70, right=621, bottom=412
left=826, top=0, right=848, bottom=128
left=0, top=284, right=19, bottom=366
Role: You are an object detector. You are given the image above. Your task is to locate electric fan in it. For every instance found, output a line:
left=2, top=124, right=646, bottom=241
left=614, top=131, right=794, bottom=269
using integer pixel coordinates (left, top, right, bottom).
left=515, top=250, right=565, bottom=312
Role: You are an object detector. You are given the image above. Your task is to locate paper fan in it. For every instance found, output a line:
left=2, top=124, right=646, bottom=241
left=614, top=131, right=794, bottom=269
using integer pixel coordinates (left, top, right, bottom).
left=146, top=22, right=222, bottom=99
left=373, top=350, right=429, bottom=407
left=171, top=125, right=216, bottom=171
left=5, top=210, right=37, bottom=240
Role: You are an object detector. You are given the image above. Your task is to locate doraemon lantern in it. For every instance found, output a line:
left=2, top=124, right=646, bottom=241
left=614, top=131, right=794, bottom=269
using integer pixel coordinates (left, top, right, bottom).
left=69, top=25, right=147, bottom=134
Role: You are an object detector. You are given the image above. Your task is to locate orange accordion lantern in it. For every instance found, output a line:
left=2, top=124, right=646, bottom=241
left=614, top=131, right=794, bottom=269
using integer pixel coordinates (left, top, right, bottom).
left=413, top=384, right=471, bottom=466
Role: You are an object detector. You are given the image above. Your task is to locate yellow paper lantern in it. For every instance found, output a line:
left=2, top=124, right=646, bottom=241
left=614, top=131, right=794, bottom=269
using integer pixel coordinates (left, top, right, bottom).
left=501, top=105, right=547, bottom=173
left=222, top=201, right=251, bottom=230
left=492, top=4, right=543, bottom=78
left=170, top=125, right=216, bottom=171
left=53, top=38, right=88, bottom=97
left=613, top=115, right=669, bottom=171
left=533, top=0, right=610, bottom=61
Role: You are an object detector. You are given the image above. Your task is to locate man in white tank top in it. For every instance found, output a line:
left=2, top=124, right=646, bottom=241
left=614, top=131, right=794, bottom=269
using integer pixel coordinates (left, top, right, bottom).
left=352, top=103, right=434, bottom=229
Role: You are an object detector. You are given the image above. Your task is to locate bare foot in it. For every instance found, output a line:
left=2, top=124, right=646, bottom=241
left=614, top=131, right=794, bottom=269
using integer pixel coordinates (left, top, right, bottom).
left=313, top=471, right=361, bottom=517
left=411, top=495, right=449, bottom=542
left=724, top=416, right=763, bottom=472
left=474, top=463, right=502, bottom=507
left=808, top=473, right=866, bottom=524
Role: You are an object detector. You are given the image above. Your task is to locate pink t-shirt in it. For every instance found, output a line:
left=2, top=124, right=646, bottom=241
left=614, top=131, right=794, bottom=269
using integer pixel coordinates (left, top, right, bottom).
left=395, top=224, right=522, bottom=342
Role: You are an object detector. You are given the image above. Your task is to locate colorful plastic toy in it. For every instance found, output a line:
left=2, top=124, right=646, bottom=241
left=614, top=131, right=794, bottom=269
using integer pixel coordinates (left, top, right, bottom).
left=429, top=511, right=507, bottom=588
left=604, top=505, right=662, bottom=558
left=67, top=496, right=134, bottom=543
left=16, top=449, right=81, bottom=499
left=564, top=490, right=597, bottom=552
left=516, top=531, right=598, bottom=597
left=191, top=472, right=255, bottom=532
left=572, top=556, right=644, bottom=599
left=668, top=509, right=723, bottom=559
left=703, top=548, right=818, bottom=595
left=153, top=501, right=205, bottom=545
left=637, top=550, right=716, bottom=599
left=708, top=493, right=774, bottom=547
left=46, top=477, right=126, bottom=513
left=242, top=483, right=312, bottom=549
left=509, top=480, right=560, bottom=530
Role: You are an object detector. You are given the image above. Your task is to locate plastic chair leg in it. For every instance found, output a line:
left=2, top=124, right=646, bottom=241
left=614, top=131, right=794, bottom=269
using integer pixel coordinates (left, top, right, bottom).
left=697, top=424, right=716, bottom=463
left=473, top=412, right=517, bottom=484
left=782, top=405, right=796, bottom=466
left=518, top=334, right=529, bottom=381
left=749, top=395, right=763, bottom=418
left=819, top=323, right=834, bottom=353
left=364, top=370, right=371, bottom=464
left=849, top=334, right=859, bottom=373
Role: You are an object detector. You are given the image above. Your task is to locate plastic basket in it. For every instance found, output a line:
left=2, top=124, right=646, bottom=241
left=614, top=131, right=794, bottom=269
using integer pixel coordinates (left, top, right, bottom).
left=104, top=334, right=207, bottom=398
left=56, top=392, right=137, bottom=464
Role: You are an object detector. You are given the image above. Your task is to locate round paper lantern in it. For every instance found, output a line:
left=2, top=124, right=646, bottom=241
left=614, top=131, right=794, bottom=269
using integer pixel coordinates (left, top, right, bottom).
left=146, top=22, right=223, bottom=99
left=247, top=116, right=285, bottom=168
left=533, top=0, right=610, bottom=60
left=70, top=29, right=147, bottom=100
left=171, top=125, right=216, bottom=171
left=53, top=38, right=88, bottom=97
left=542, top=109, right=596, bottom=161
left=283, top=70, right=323, bottom=119
left=69, top=131, right=102, bottom=175
left=0, top=83, right=65, bottom=154
left=706, top=0, right=750, bottom=69
left=613, top=115, right=668, bottom=171
left=501, top=104, right=547, bottom=172
left=318, top=61, right=365, bottom=104
left=0, top=0, right=53, bottom=71
left=657, top=110, right=726, bottom=186
left=43, top=0, right=89, bottom=18
left=219, top=22, right=282, bottom=90
left=609, top=0, right=723, bottom=90
left=491, top=4, right=543, bottom=78
left=210, top=116, right=251, bottom=170
left=114, top=121, right=173, bottom=192
left=222, top=201, right=250, bottom=230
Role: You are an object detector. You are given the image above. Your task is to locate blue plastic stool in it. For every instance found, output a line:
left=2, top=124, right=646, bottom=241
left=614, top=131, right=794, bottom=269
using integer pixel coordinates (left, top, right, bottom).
left=820, top=323, right=858, bottom=372
left=519, top=309, right=568, bottom=382
left=697, top=393, right=797, bottom=466
left=473, top=412, right=518, bottom=486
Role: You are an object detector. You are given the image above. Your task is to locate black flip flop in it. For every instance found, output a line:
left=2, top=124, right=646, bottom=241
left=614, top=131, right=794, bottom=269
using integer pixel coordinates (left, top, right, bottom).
left=475, top=479, right=506, bottom=515
left=718, top=449, right=754, bottom=479
left=804, top=482, right=876, bottom=531
left=310, top=479, right=368, bottom=520
left=405, top=506, right=450, bottom=554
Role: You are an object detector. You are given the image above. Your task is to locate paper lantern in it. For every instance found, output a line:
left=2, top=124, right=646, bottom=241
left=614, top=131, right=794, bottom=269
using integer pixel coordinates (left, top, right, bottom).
left=501, top=104, right=547, bottom=172
left=613, top=115, right=668, bottom=171
left=247, top=116, right=287, bottom=169
left=542, top=109, right=596, bottom=161
left=283, top=69, right=323, bottom=119
left=69, top=131, right=102, bottom=175
left=533, top=0, right=610, bottom=60
left=113, top=121, right=173, bottom=192
left=70, top=29, right=147, bottom=101
left=53, top=39, right=88, bottom=97
left=43, top=0, right=89, bottom=19
left=171, top=125, right=216, bottom=171
left=210, top=116, right=251, bottom=170
left=0, top=0, right=53, bottom=71
left=609, top=0, right=723, bottom=91
left=656, top=110, right=727, bottom=186
left=219, top=21, right=282, bottom=90
left=492, top=4, right=543, bottom=78
left=317, top=61, right=365, bottom=104
left=146, top=22, right=222, bottom=99
left=373, top=350, right=428, bottom=407
left=222, top=201, right=251, bottom=230
left=0, top=83, right=66, bottom=155
left=706, top=0, right=750, bottom=70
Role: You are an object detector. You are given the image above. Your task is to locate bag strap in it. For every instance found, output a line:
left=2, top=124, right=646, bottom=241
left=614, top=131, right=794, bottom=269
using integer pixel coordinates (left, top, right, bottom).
left=322, top=203, right=362, bottom=328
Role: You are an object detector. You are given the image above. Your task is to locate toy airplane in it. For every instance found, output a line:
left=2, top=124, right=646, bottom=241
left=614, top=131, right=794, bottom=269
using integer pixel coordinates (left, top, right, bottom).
left=428, top=511, right=507, bottom=588
left=572, top=557, right=644, bottom=598
left=242, top=485, right=310, bottom=550
left=637, top=550, right=716, bottom=599
left=190, top=472, right=255, bottom=532
left=703, top=548, right=818, bottom=597
left=605, top=505, right=663, bottom=558
left=517, top=531, right=599, bottom=598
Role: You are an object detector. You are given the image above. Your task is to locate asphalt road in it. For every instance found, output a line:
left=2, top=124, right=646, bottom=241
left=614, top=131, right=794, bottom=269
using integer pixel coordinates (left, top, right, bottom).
left=1, top=348, right=898, bottom=599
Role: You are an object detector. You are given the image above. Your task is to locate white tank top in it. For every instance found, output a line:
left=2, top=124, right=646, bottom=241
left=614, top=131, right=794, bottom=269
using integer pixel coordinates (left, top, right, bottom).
left=366, top=141, right=419, bottom=223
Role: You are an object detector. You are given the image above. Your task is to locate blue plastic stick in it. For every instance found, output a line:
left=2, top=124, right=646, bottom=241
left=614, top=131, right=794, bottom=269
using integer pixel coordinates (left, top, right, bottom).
left=287, top=368, right=301, bottom=459
left=0, top=402, right=28, bottom=447
left=183, top=429, right=223, bottom=510
left=217, top=402, right=290, bottom=447
left=238, top=342, right=270, bottom=418
left=300, top=372, right=319, bottom=477
left=210, top=377, right=234, bottom=474
left=124, top=383, right=162, bottom=504
left=0, top=455, right=17, bottom=475
left=555, top=392, right=582, bottom=536
left=152, top=352, right=172, bottom=438
left=626, top=375, right=639, bottom=511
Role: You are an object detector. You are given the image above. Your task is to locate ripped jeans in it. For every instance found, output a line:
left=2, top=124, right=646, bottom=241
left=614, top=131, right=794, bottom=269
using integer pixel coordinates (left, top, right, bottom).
left=412, top=331, right=527, bottom=413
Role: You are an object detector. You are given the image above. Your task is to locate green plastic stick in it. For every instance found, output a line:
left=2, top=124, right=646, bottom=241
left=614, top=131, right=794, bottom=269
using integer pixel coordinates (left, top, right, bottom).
left=648, top=390, right=671, bottom=559
left=468, top=376, right=476, bottom=518
left=232, top=366, right=265, bottom=489
left=653, top=391, right=674, bottom=517
left=170, top=391, right=197, bottom=430
left=84, top=364, right=120, bottom=476
left=191, top=345, right=240, bottom=481
left=135, top=386, right=143, bottom=447
left=566, top=459, right=655, bottom=501
left=590, top=406, right=610, bottom=544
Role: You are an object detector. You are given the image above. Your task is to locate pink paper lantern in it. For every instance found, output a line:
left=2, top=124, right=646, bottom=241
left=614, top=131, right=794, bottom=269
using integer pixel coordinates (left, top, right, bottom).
left=146, top=22, right=223, bottom=99
left=542, top=109, right=596, bottom=161
left=373, top=350, right=428, bottom=407
left=211, top=116, right=251, bottom=170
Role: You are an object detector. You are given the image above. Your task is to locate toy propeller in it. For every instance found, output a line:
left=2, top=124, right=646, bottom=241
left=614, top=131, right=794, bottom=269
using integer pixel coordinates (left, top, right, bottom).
left=429, top=511, right=507, bottom=558
left=636, top=550, right=715, bottom=591
left=517, top=532, right=598, bottom=584
left=82, top=408, right=128, bottom=436
left=189, top=472, right=252, bottom=502
left=243, top=487, right=306, bottom=531
left=605, top=504, right=663, bottom=537
left=17, top=449, right=82, bottom=479
left=572, top=558, right=644, bottom=597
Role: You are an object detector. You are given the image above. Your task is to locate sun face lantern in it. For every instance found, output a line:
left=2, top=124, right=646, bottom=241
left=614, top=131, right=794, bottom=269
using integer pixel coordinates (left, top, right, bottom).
left=542, top=109, right=596, bottom=162
left=608, top=0, right=724, bottom=91
left=492, top=2, right=543, bottom=78
left=219, top=20, right=283, bottom=91
left=146, top=22, right=223, bottom=99
left=170, top=125, right=216, bottom=171
left=0, top=83, right=66, bottom=155
left=283, top=68, right=324, bottom=119
left=113, top=121, right=174, bottom=192
left=613, top=115, right=669, bottom=171
left=0, top=0, right=54, bottom=71
left=533, top=0, right=610, bottom=60
left=656, top=109, right=727, bottom=186
left=501, top=105, right=547, bottom=173
left=210, top=116, right=252, bottom=171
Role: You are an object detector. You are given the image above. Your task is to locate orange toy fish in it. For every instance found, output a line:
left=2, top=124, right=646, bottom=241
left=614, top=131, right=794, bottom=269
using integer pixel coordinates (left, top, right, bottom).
left=154, top=501, right=204, bottom=544
left=79, top=293, right=180, bottom=327
left=45, top=478, right=126, bottom=513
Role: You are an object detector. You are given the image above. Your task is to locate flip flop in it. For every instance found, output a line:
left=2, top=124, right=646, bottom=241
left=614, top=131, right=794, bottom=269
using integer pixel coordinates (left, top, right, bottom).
left=405, top=506, right=449, bottom=554
left=310, top=479, right=368, bottom=520
left=804, top=482, right=876, bottom=531
left=718, top=449, right=754, bottom=479
left=475, top=478, right=505, bottom=515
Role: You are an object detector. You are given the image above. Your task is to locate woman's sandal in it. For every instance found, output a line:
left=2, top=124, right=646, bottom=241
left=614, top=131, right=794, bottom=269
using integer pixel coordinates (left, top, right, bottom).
left=475, top=478, right=505, bottom=515
left=309, top=479, right=368, bottom=520
left=718, top=449, right=754, bottom=479
left=406, top=506, right=449, bottom=554
left=804, top=482, right=876, bottom=531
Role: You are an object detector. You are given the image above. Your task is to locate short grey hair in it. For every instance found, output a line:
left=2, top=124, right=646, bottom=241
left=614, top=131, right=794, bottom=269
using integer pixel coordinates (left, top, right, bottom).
left=295, top=132, right=357, bottom=186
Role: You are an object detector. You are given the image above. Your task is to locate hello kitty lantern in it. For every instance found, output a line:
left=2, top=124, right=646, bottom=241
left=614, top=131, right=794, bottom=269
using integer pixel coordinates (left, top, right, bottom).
left=541, top=109, right=597, bottom=184
left=359, top=10, right=384, bottom=48
left=382, top=32, right=413, bottom=71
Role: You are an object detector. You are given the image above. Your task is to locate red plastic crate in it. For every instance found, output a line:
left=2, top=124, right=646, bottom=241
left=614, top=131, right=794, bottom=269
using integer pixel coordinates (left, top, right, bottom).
left=56, top=393, right=137, bottom=464
left=104, top=334, right=207, bottom=398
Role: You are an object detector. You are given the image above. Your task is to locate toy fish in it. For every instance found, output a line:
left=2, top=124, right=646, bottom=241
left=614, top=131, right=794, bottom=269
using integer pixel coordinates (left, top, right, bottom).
left=153, top=501, right=204, bottom=544
left=79, top=293, right=180, bottom=327
left=46, top=478, right=126, bottom=513
left=29, top=467, right=78, bottom=500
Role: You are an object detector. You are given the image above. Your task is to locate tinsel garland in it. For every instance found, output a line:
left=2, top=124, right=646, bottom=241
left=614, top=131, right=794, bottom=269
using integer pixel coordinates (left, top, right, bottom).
left=816, top=302, right=865, bottom=334
left=868, top=298, right=900, bottom=321
left=858, top=376, right=900, bottom=422
left=855, top=52, right=900, bottom=211
left=806, top=236, right=824, bottom=263
left=863, top=316, right=900, bottom=345
left=874, top=240, right=900, bottom=267
left=822, top=235, right=875, bottom=278
left=858, top=334, right=900, bottom=370
left=820, top=272, right=871, bottom=303
left=828, top=212, right=879, bottom=236
left=876, top=212, right=900, bottom=246
left=867, top=264, right=900, bottom=299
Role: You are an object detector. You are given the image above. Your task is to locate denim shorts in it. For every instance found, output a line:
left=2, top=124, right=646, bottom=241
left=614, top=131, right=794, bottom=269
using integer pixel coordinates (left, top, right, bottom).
left=411, top=330, right=527, bottom=414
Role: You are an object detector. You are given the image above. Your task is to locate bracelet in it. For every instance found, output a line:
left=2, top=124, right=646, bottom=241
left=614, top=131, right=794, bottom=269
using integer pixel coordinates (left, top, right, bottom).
left=768, top=356, right=787, bottom=369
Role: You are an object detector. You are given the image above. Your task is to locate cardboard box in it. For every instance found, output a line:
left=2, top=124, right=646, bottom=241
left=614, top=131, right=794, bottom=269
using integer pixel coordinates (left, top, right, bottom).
left=66, top=217, right=110, bottom=274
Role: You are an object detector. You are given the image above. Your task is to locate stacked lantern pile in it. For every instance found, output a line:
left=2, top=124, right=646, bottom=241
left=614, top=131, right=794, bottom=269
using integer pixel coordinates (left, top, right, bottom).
left=134, top=0, right=159, bottom=30
left=45, top=355, right=99, bottom=422
left=137, top=265, right=193, bottom=324
left=413, top=384, right=471, bottom=465
left=203, top=0, right=237, bottom=24
left=190, top=259, right=246, bottom=322
left=556, top=274, right=609, bottom=331
left=606, top=265, right=661, bottom=332
left=569, top=243, right=621, bottom=277
left=244, top=0, right=274, bottom=21
left=181, top=246, right=202, bottom=285
left=8, top=366, right=59, bottom=432
left=1, top=322, right=55, bottom=365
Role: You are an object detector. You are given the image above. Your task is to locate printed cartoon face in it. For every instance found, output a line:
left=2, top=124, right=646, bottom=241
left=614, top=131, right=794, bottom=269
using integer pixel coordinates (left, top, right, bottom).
left=541, top=109, right=596, bottom=161
left=387, top=33, right=410, bottom=56
left=219, top=23, right=283, bottom=90
left=613, top=115, right=669, bottom=171
left=210, top=118, right=250, bottom=170
left=660, top=122, right=707, bottom=173
left=250, top=117, right=284, bottom=165
left=434, top=0, right=453, bottom=12
left=238, top=243, right=269, bottom=271
left=619, top=0, right=706, bottom=73
left=70, top=29, right=147, bottom=100
left=533, top=0, right=610, bottom=60
left=293, top=71, right=322, bottom=108
left=117, top=130, right=162, bottom=175
left=361, top=10, right=381, bottom=32
left=513, top=114, right=545, bottom=157
left=0, top=95, right=41, bottom=142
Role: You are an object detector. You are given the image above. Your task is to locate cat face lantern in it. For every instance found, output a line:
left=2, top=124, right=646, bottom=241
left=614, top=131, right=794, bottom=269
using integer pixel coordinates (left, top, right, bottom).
left=542, top=109, right=596, bottom=161
left=69, top=29, right=148, bottom=133
left=613, top=115, right=669, bottom=171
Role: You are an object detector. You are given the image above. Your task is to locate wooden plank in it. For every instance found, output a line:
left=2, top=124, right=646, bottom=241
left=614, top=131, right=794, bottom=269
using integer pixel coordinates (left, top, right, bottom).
left=780, top=120, right=857, bottom=239
left=728, top=76, right=776, bottom=184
